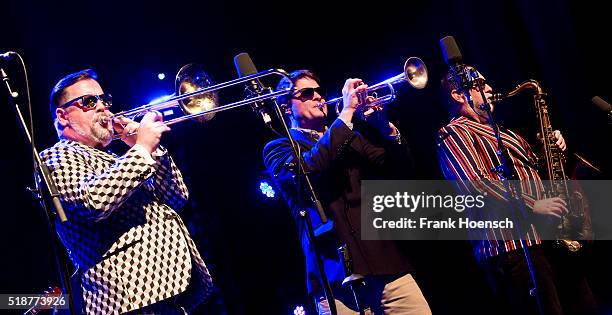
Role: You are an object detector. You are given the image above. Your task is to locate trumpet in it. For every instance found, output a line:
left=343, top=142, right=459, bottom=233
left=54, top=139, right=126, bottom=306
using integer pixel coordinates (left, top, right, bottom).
left=109, top=64, right=294, bottom=140
left=318, top=57, right=428, bottom=116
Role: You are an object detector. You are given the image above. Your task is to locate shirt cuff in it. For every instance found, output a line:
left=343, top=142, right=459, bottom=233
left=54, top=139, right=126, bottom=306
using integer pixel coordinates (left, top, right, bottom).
left=132, top=144, right=156, bottom=165
left=388, top=124, right=402, bottom=144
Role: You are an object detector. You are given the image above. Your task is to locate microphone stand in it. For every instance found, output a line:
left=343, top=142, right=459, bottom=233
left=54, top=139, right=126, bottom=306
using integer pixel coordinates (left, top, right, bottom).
left=1, top=66, right=76, bottom=314
left=246, top=86, right=338, bottom=315
left=467, top=71, right=544, bottom=315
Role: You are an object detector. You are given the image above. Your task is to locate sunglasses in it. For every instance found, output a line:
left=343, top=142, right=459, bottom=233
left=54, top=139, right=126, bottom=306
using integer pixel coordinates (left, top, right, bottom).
left=469, top=78, right=489, bottom=91
left=292, top=87, right=324, bottom=101
left=60, top=93, right=112, bottom=110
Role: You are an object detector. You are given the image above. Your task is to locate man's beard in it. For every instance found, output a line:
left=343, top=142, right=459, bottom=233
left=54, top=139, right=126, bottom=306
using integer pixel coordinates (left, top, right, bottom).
left=72, top=112, right=113, bottom=148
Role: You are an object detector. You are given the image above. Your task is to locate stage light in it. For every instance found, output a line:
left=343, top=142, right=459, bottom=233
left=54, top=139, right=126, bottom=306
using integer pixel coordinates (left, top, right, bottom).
left=293, top=305, right=305, bottom=315
left=158, top=73, right=166, bottom=80
left=148, top=94, right=173, bottom=104
left=259, top=181, right=275, bottom=198
left=147, top=94, right=176, bottom=117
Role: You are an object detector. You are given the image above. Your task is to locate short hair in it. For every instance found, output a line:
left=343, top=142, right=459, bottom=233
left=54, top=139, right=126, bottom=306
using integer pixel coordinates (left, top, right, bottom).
left=49, top=69, right=98, bottom=120
left=439, top=70, right=457, bottom=113
left=276, top=69, right=320, bottom=106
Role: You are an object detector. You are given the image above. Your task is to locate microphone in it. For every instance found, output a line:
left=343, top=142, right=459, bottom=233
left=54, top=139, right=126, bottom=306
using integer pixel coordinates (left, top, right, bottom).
left=592, top=96, right=612, bottom=123
left=439, top=36, right=473, bottom=91
left=592, top=96, right=612, bottom=112
left=234, top=52, right=264, bottom=96
left=0, top=53, right=20, bottom=98
left=440, top=36, right=463, bottom=65
left=233, top=52, right=272, bottom=124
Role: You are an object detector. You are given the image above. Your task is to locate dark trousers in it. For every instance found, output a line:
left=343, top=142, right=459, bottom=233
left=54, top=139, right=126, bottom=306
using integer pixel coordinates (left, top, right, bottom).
left=484, top=244, right=597, bottom=315
left=123, top=298, right=187, bottom=315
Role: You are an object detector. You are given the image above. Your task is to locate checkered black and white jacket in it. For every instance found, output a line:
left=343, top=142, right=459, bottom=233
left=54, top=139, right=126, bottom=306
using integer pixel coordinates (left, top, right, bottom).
left=40, top=139, right=212, bottom=314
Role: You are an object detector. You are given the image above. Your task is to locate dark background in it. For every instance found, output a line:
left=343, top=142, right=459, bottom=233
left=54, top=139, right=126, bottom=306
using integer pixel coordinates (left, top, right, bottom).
left=1, top=0, right=611, bottom=314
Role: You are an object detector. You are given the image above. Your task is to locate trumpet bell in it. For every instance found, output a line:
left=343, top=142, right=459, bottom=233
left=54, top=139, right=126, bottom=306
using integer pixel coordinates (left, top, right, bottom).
left=404, top=57, right=428, bottom=89
left=175, top=63, right=219, bottom=122
left=331, top=56, right=429, bottom=116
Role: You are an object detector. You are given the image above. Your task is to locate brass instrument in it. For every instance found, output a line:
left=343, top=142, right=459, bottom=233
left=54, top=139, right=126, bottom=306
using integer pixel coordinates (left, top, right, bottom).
left=493, top=80, right=592, bottom=251
left=108, top=64, right=294, bottom=140
left=319, top=57, right=428, bottom=116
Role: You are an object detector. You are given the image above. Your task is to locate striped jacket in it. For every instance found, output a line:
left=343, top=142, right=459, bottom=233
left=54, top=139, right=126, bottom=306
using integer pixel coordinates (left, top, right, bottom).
left=436, top=116, right=544, bottom=261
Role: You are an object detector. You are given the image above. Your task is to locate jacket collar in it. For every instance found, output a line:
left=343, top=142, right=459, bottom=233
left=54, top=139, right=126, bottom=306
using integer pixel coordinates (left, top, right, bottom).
left=56, top=139, right=117, bottom=161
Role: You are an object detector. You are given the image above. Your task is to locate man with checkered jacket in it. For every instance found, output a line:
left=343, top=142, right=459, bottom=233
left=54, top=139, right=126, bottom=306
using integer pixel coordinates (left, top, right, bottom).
left=40, top=69, right=212, bottom=314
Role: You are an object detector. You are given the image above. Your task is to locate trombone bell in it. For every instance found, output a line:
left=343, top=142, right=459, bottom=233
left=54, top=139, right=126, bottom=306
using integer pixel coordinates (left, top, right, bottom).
left=110, top=66, right=294, bottom=142
left=175, top=63, right=219, bottom=122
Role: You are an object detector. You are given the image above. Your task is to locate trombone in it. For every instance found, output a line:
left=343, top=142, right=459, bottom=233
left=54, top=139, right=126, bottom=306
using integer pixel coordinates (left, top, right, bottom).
left=109, top=63, right=293, bottom=140
left=319, top=57, right=428, bottom=115
left=108, top=56, right=428, bottom=140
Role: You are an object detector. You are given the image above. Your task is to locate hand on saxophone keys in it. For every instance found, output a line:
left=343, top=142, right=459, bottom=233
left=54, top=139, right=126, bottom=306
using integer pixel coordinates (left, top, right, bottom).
left=552, top=130, right=567, bottom=151
left=533, top=197, right=569, bottom=219
left=536, top=130, right=567, bottom=152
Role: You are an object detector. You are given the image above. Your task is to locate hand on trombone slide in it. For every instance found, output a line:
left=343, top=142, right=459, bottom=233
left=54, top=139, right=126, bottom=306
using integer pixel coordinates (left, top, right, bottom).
left=112, top=111, right=171, bottom=153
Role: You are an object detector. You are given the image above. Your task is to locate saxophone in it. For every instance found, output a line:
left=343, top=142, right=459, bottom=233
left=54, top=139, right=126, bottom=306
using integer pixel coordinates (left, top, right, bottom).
left=492, top=80, right=592, bottom=252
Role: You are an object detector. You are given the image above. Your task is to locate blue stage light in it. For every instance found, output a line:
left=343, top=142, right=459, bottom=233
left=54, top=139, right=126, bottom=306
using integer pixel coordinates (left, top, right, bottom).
left=158, top=73, right=166, bottom=80
left=146, top=94, right=176, bottom=117
left=259, top=181, right=275, bottom=198
left=293, top=305, right=305, bottom=315
left=148, top=94, right=173, bottom=104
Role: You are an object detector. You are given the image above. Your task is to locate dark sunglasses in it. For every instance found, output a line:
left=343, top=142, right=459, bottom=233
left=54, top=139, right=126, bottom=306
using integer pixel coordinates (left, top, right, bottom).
left=470, top=78, right=489, bottom=91
left=60, top=93, right=112, bottom=110
left=292, top=87, right=324, bottom=101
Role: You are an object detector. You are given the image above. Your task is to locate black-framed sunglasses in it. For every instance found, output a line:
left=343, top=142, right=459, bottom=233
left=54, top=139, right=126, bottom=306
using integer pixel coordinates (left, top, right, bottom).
left=292, top=87, right=324, bottom=101
left=60, top=93, right=112, bottom=110
left=469, top=78, right=489, bottom=91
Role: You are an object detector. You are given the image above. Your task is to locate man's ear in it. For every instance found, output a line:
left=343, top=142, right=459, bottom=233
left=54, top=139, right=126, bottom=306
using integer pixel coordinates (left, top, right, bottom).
left=450, top=89, right=465, bottom=104
left=56, top=108, right=70, bottom=128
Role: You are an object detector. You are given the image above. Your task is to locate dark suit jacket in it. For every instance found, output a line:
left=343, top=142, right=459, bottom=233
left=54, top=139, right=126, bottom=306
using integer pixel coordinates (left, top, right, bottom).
left=263, top=118, right=414, bottom=294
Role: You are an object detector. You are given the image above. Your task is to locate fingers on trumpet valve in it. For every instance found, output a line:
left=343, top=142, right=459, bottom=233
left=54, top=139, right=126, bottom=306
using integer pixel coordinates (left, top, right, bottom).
left=354, top=82, right=369, bottom=109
